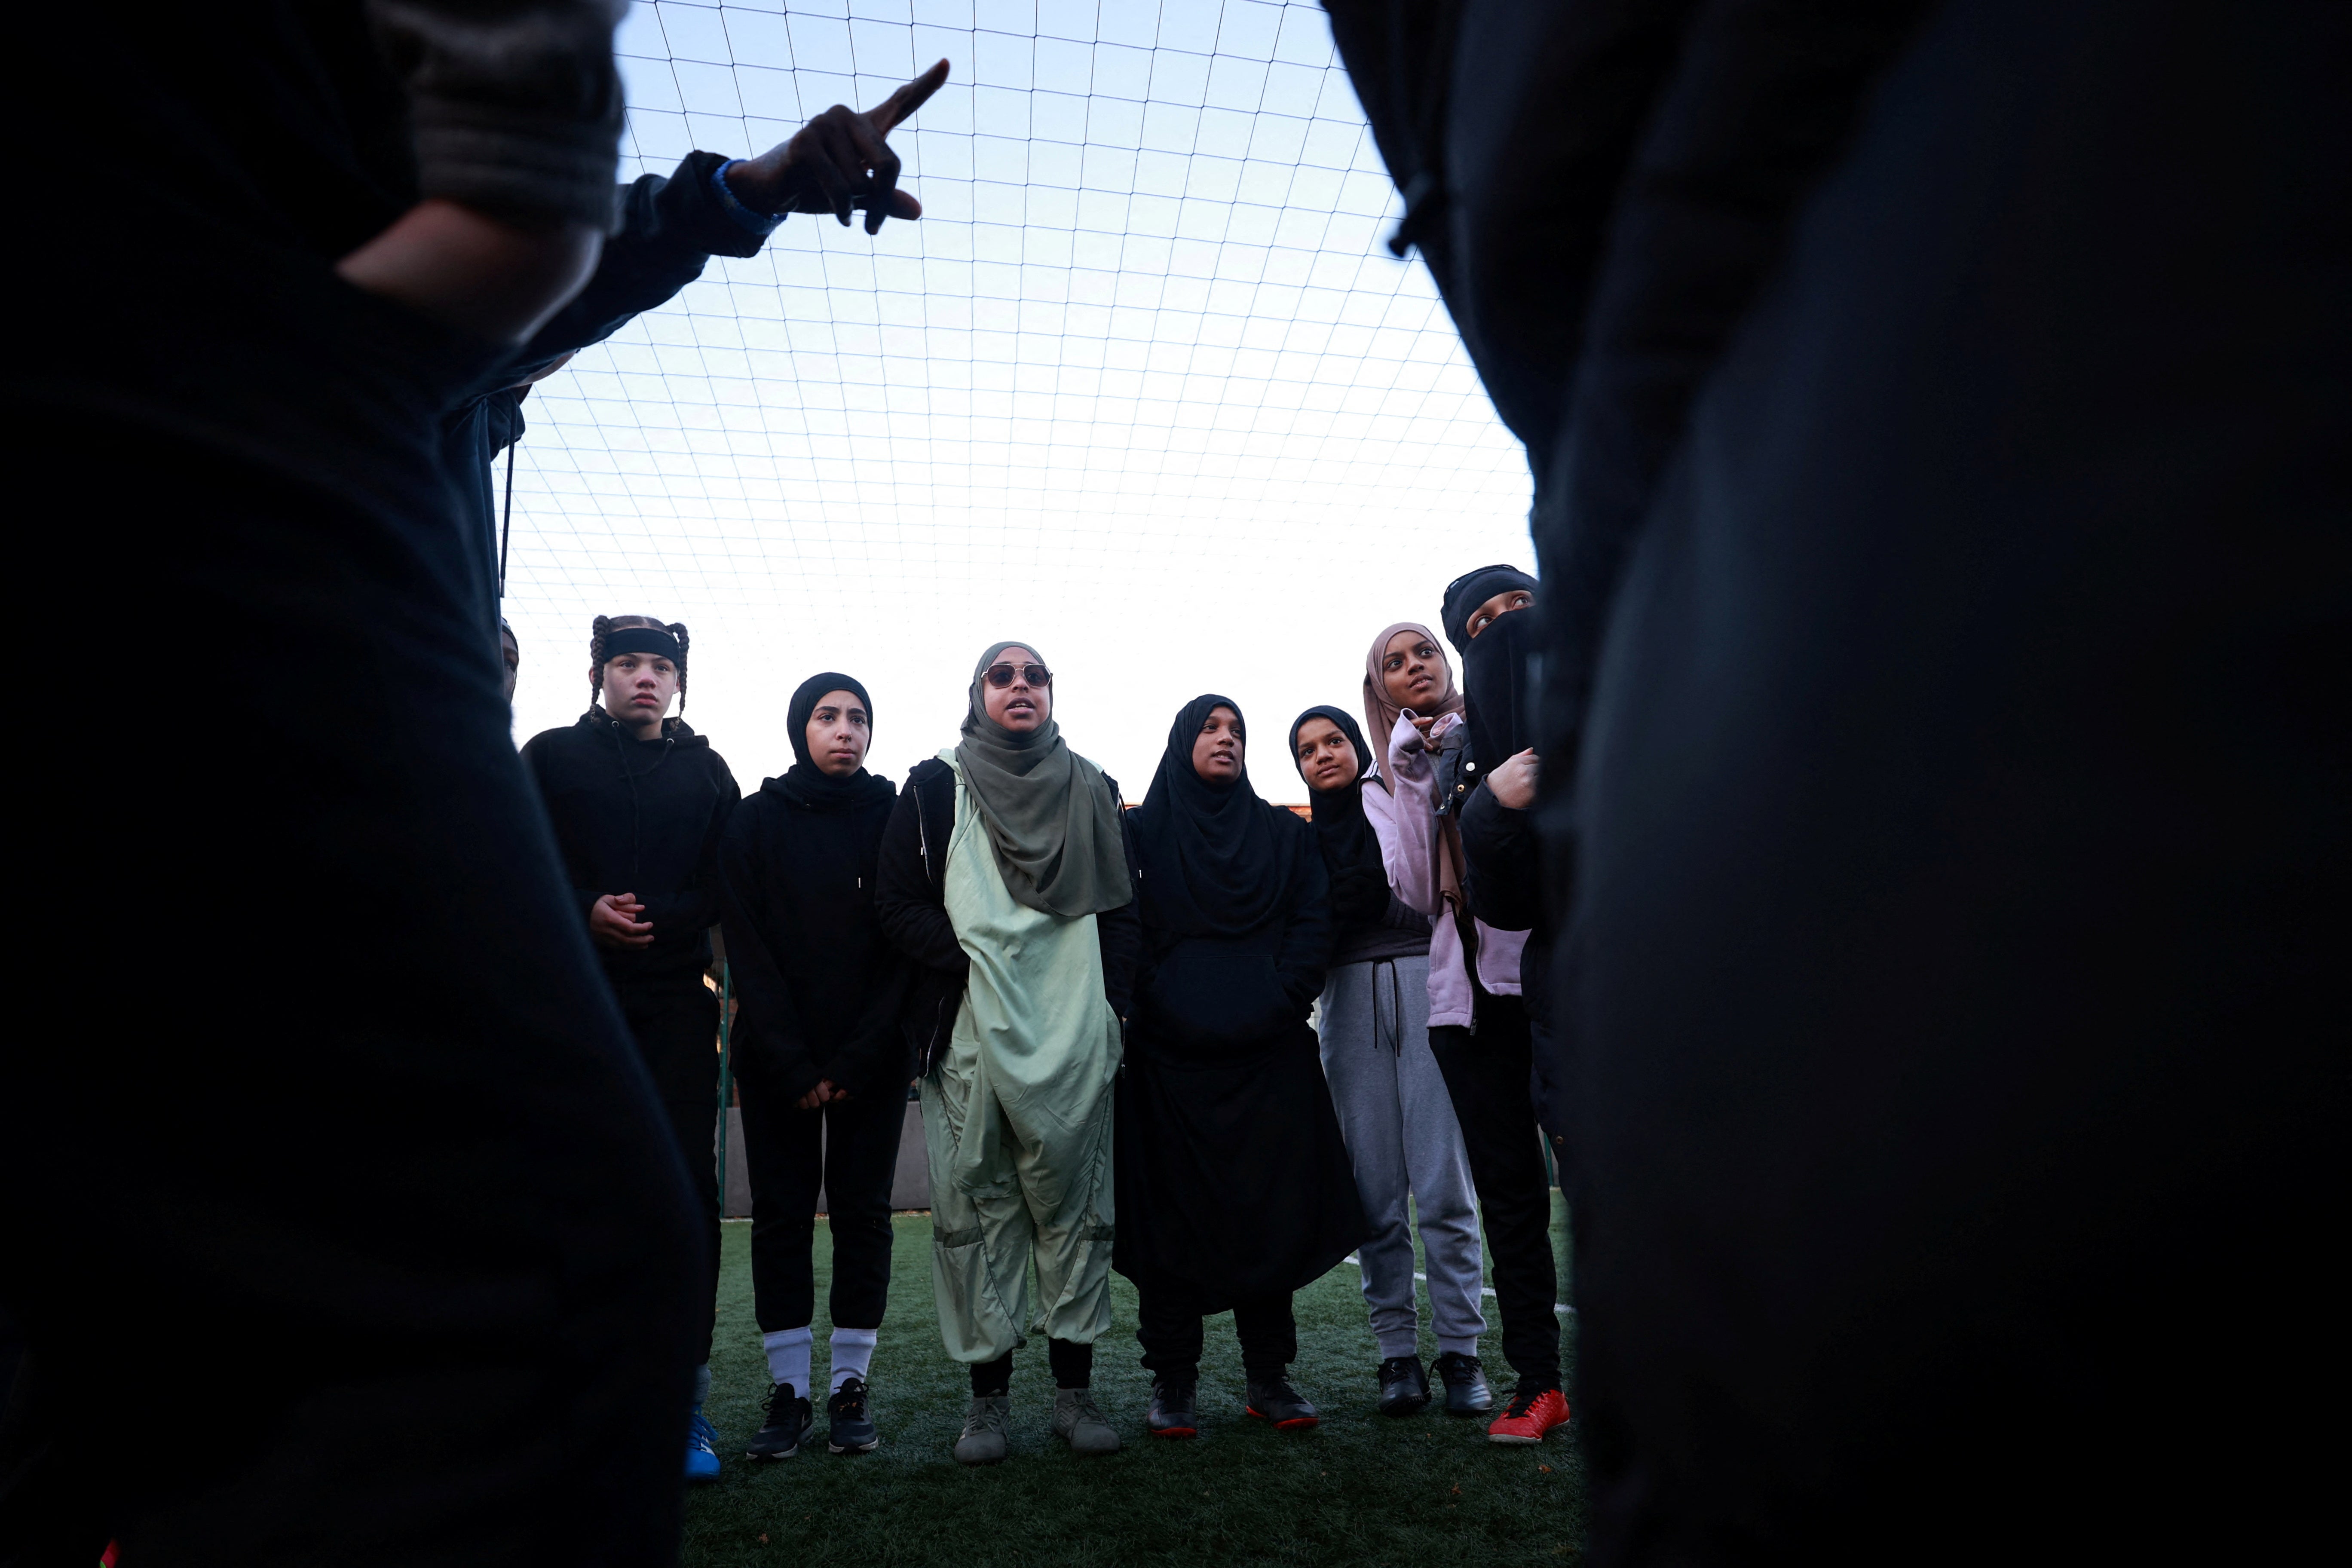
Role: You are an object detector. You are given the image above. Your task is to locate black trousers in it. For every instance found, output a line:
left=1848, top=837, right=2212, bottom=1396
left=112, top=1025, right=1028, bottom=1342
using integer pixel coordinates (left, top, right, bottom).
left=1430, top=991, right=1561, bottom=1390
left=613, top=979, right=722, bottom=1366
left=738, top=1078, right=905, bottom=1334
left=7, top=278, right=700, bottom=1560
left=1136, top=1287, right=1298, bottom=1381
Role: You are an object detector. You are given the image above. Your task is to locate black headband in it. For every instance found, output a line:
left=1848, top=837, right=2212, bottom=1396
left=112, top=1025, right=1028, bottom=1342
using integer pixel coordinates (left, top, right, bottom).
left=602, top=626, right=681, bottom=665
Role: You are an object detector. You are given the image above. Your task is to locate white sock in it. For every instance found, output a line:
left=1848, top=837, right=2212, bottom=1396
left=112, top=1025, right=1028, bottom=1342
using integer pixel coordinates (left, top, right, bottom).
left=763, top=1327, right=812, bottom=1395
left=830, top=1327, right=879, bottom=1392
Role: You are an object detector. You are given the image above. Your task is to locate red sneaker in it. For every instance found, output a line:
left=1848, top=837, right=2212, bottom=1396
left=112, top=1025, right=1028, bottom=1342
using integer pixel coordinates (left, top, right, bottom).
left=1486, top=1384, right=1570, bottom=1444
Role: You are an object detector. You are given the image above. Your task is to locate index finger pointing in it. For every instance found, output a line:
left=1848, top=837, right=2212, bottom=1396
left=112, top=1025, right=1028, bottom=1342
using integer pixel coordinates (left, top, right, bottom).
left=864, top=58, right=950, bottom=137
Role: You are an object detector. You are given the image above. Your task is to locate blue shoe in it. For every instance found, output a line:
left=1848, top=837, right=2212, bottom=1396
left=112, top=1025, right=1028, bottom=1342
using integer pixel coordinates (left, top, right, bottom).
left=686, top=1408, right=722, bottom=1482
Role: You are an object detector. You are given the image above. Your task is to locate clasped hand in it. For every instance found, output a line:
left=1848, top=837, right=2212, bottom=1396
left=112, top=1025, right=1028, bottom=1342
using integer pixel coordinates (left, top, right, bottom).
left=798, top=1080, right=848, bottom=1112
left=589, top=892, right=653, bottom=949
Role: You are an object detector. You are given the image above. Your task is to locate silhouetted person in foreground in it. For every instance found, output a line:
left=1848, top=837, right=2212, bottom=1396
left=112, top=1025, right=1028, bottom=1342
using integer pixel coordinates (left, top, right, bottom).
left=1329, top=0, right=2346, bottom=1559
left=5, top=3, right=947, bottom=1561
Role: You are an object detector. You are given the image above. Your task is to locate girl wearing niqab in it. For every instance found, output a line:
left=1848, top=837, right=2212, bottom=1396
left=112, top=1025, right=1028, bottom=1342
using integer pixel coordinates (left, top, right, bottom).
left=873, top=642, right=1139, bottom=1464
left=1289, top=704, right=1489, bottom=1421
left=1115, top=695, right=1365, bottom=1439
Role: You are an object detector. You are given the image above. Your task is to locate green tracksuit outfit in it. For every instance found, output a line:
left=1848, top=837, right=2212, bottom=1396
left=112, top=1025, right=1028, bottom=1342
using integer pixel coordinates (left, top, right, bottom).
left=919, top=752, right=1122, bottom=1363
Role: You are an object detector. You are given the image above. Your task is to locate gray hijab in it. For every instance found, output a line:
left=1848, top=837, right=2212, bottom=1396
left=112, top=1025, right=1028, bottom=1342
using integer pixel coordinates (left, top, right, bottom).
left=953, top=640, right=1133, bottom=917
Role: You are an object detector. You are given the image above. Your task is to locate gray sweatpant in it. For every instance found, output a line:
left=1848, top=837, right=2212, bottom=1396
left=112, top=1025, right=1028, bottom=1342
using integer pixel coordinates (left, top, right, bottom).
left=1317, top=954, right=1486, bottom=1359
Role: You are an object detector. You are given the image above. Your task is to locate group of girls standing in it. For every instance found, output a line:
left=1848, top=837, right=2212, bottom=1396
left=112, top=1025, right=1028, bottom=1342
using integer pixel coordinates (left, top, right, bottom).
left=1291, top=564, right=1568, bottom=1449
left=520, top=577, right=1565, bottom=1479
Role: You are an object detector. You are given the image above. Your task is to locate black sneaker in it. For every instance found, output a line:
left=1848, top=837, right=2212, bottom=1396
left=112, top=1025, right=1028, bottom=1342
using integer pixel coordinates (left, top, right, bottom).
left=1378, top=1354, right=1431, bottom=1416
left=1147, top=1376, right=1199, bottom=1439
left=746, top=1381, right=813, bottom=1459
left=827, top=1376, right=878, bottom=1454
left=1243, top=1377, right=1319, bottom=1430
left=1434, top=1351, right=1494, bottom=1416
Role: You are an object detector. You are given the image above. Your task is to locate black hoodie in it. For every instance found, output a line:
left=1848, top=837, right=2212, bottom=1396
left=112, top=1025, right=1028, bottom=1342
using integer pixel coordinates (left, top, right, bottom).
left=523, top=711, right=741, bottom=985
left=718, top=746, right=910, bottom=1102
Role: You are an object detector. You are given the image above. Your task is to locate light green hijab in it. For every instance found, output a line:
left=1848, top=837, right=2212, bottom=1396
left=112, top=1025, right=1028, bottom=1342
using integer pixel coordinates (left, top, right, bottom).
left=954, top=640, right=1133, bottom=917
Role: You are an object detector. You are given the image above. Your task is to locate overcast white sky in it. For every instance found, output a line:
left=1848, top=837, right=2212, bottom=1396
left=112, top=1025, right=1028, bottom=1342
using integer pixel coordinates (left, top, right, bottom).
left=503, top=0, right=1534, bottom=798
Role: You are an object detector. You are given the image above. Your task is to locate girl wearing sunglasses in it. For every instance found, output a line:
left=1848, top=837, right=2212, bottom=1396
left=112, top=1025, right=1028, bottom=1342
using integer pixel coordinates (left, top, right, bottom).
left=874, top=642, right=1141, bottom=1464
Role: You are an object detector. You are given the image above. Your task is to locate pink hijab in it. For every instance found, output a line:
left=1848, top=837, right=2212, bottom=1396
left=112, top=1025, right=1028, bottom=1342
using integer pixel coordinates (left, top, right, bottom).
left=1361, top=622, right=1466, bottom=794
left=1363, top=621, right=1471, bottom=915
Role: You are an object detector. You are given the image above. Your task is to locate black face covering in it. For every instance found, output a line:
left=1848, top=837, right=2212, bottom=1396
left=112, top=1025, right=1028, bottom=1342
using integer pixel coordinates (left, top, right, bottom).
left=778, top=672, right=891, bottom=810
left=1289, top=704, right=1388, bottom=931
left=1135, top=694, right=1301, bottom=940
left=1463, top=606, right=1540, bottom=767
left=1441, top=563, right=1538, bottom=654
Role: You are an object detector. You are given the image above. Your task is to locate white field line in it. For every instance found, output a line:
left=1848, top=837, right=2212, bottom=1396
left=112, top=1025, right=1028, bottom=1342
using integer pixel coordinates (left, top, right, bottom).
left=1344, top=1253, right=1576, bottom=1315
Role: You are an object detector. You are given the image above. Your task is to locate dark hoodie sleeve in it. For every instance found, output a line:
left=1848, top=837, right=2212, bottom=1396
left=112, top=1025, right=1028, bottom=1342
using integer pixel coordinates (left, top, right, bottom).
left=639, top=750, right=740, bottom=949
left=510, top=150, right=767, bottom=368
left=876, top=769, right=967, bottom=978
left=519, top=727, right=606, bottom=918
left=1095, top=776, right=1143, bottom=1020
left=716, top=799, right=823, bottom=1100
left=1276, top=821, right=1335, bottom=1013
left=1459, top=780, right=1545, bottom=932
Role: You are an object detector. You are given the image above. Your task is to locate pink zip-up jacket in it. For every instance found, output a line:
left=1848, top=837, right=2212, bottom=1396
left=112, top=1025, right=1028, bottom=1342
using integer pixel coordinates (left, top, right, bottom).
left=1384, top=711, right=1527, bottom=1029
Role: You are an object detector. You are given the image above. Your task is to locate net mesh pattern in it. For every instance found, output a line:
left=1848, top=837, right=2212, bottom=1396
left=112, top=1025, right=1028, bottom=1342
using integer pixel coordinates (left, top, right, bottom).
left=507, top=0, right=1533, bottom=789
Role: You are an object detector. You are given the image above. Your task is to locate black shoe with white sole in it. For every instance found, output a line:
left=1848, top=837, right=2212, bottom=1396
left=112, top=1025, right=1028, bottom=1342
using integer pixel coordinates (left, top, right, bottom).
left=747, top=1381, right=813, bottom=1459
left=827, top=1377, right=879, bottom=1454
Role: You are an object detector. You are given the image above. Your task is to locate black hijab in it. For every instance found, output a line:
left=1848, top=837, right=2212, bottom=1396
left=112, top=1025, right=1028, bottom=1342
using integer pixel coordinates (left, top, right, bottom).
left=1289, top=705, right=1388, bottom=932
left=777, top=672, right=894, bottom=810
left=1135, top=694, right=1302, bottom=941
left=1462, top=608, right=1540, bottom=767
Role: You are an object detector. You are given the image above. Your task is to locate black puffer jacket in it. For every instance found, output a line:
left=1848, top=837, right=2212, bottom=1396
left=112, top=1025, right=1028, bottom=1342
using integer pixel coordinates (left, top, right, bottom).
left=874, top=757, right=1142, bottom=1075
left=523, top=712, right=741, bottom=984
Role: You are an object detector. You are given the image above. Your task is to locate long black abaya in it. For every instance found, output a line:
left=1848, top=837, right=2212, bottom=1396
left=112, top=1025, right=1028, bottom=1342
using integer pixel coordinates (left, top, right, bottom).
left=1113, top=695, right=1365, bottom=1308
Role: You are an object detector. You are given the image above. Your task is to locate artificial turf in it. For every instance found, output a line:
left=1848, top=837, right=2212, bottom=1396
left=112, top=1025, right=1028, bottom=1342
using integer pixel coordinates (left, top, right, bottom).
left=684, top=1194, right=1582, bottom=1567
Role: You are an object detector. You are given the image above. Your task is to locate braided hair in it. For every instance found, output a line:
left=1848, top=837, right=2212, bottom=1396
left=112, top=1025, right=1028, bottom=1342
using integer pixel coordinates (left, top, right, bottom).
left=588, top=613, right=692, bottom=730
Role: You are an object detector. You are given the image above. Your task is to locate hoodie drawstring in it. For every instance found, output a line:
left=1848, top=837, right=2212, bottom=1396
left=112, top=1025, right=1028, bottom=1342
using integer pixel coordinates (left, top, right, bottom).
left=606, top=713, right=676, bottom=888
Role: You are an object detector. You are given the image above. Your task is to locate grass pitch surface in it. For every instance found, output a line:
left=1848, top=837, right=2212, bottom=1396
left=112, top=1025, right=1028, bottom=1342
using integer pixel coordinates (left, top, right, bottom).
left=685, top=1194, right=1581, bottom=1567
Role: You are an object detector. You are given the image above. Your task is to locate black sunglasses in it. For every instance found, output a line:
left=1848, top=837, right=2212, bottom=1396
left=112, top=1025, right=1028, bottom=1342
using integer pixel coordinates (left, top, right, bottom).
left=983, top=662, right=1052, bottom=689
